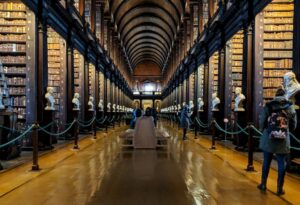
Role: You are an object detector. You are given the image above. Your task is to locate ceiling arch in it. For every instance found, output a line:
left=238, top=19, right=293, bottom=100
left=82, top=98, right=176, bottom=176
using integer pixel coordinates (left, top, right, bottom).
left=110, top=0, right=184, bottom=71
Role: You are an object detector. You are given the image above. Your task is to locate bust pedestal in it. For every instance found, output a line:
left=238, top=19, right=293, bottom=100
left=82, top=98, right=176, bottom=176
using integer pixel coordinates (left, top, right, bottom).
left=0, top=111, right=19, bottom=161
left=212, top=110, right=222, bottom=139
left=233, top=110, right=247, bottom=150
left=38, top=110, right=54, bottom=150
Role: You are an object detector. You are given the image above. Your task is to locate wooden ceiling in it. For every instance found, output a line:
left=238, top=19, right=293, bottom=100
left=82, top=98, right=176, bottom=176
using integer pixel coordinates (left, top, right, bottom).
left=108, top=0, right=185, bottom=70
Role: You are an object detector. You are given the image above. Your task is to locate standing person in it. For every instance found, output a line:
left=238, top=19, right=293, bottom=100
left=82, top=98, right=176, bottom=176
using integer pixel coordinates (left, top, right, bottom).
left=134, top=107, right=156, bottom=149
left=151, top=107, right=157, bottom=127
left=180, top=105, right=190, bottom=140
left=257, top=87, right=297, bottom=195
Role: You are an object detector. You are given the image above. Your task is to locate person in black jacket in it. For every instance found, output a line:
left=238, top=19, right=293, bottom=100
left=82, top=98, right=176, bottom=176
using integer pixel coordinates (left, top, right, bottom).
left=257, top=87, right=297, bottom=195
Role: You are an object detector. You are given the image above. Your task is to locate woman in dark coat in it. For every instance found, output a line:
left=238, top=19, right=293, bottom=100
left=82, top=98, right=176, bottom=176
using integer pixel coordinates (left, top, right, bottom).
left=180, top=105, right=190, bottom=140
left=257, top=88, right=297, bottom=195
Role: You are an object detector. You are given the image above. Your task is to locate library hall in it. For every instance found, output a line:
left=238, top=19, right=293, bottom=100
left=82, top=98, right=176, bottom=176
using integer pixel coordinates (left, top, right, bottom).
left=0, top=0, right=300, bottom=204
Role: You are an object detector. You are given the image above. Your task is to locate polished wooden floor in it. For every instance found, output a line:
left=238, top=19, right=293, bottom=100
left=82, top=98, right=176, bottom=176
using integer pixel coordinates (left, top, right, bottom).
left=0, top=122, right=296, bottom=205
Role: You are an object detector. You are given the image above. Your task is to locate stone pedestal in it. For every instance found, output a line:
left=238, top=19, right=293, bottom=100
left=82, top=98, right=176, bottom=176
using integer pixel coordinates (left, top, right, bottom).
left=0, top=111, right=19, bottom=160
left=233, top=111, right=248, bottom=150
left=212, top=110, right=222, bottom=139
left=38, top=110, right=54, bottom=150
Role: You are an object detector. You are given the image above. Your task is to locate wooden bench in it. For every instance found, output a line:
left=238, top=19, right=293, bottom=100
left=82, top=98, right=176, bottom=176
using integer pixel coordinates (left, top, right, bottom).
left=119, top=129, right=170, bottom=148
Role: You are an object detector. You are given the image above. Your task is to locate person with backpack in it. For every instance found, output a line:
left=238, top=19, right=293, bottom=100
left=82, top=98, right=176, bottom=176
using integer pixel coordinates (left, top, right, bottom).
left=257, top=87, right=297, bottom=195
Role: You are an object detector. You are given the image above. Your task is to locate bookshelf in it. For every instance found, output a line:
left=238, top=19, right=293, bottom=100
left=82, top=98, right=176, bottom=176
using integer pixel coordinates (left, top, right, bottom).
left=210, top=51, right=219, bottom=96
left=0, top=1, right=35, bottom=128
left=254, top=0, right=294, bottom=123
left=189, top=72, right=195, bottom=102
left=263, top=0, right=293, bottom=104
left=88, top=63, right=95, bottom=100
left=227, top=31, right=244, bottom=110
left=99, top=72, right=104, bottom=102
left=47, top=28, right=67, bottom=123
left=197, top=64, right=204, bottom=100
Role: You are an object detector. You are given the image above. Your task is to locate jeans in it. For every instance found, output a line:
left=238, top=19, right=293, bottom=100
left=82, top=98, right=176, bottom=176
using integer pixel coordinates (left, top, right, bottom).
left=261, top=151, right=286, bottom=189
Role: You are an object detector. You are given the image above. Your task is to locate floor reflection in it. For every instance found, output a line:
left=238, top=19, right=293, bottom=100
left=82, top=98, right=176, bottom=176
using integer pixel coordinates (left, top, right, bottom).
left=0, top=123, right=289, bottom=205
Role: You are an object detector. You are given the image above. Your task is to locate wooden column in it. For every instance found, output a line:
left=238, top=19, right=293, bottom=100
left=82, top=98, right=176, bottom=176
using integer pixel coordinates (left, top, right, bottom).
left=104, top=71, right=108, bottom=113
left=218, top=47, right=226, bottom=120
left=209, top=0, right=215, bottom=19
left=37, top=20, right=48, bottom=124
left=95, top=69, right=99, bottom=113
left=83, top=58, right=89, bottom=120
left=243, top=22, right=255, bottom=124
left=293, top=0, right=300, bottom=77
left=203, top=61, right=209, bottom=122
left=90, top=0, right=96, bottom=33
left=66, top=34, right=74, bottom=123
left=79, top=0, right=85, bottom=17
left=194, top=61, right=199, bottom=113
left=100, top=3, right=105, bottom=45
left=198, top=1, right=204, bottom=34
left=190, top=5, right=194, bottom=46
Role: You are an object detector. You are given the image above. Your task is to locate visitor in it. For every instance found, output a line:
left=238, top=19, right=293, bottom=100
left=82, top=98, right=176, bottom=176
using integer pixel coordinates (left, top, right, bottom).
left=130, top=108, right=142, bottom=129
left=180, top=105, right=190, bottom=140
left=257, top=87, right=297, bottom=195
left=133, top=107, right=156, bottom=149
left=151, top=107, right=158, bottom=127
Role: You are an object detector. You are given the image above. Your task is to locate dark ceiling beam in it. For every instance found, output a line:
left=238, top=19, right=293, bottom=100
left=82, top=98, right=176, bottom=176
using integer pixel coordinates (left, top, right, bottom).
left=127, top=36, right=168, bottom=52
left=129, top=48, right=165, bottom=64
left=128, top=44, right=167, bottom=59
left=119, top=14, right=176, bottom=38
left=127, top=37, right=169, bottom=56
left=131, top=51, right=164, bottom=66
left=122, top=22, right=173, bottom=46
left=117, top=6, right=177, bottom=32
left=111, top=0, right=181, bottom=26
left=123, top=28, right=172, bottom=50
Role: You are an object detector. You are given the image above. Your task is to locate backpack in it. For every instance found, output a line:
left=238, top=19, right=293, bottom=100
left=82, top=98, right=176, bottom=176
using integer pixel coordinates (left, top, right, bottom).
left=267, top=106, right=289, bottom=140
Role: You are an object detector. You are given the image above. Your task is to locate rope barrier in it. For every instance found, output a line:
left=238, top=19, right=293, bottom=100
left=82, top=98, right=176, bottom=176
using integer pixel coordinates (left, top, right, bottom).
left=37, top=121, right=55, bottom=131
left=39, top=120, right=76, bottom=136
left=236, top=123, right=249, bottom=136
left=195, top=118, right=209, bottom=128
left=96, top=116, right=107, bottom=124
left=214, top=121, right=249, bottom=135
left=250, top=125, right=263, bottom=136
left=77, top=116, right=96, bottom=127
left=289, top=133, right=300, bottom=144
left=77, top=113, right=96, bottom=124
left=0, top=125, right=35, bottom=149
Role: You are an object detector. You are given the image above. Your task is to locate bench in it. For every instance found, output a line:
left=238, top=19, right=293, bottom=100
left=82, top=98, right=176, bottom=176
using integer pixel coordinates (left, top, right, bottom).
left=119, top=129, right=170, bottom=148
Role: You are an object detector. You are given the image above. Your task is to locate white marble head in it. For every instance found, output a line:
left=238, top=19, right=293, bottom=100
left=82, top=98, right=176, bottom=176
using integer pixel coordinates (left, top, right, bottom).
left=72, top=93, right=80, bottom=110
left=45, top=87, right=55, bottom=110
left=283, top=71, right=300, bottom=101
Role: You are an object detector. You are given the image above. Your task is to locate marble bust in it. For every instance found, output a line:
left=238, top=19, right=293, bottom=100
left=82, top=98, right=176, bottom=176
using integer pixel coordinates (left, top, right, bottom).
left=88, top=96, right=95, bottom=111
left=234, top=87, right=246, bottom=111
left=98, top=99, right=104, bottom=112
left=284, top=72, right=300, bottom=109
left=198, top=97, right=204, bottom=111
left=0, top=91, right=4, bottom=110
left=212, top=92, right=220, bottom=111
left=182, top=102, right=186, bottom=107
left=112, top=104, right=116, bottom=112
left=177, top=104, right=181, bottom=112
left=188, top=100, right=194, bottom=117
left=45, top=87, right=55, bottom=111
left=72, top=93, right=80, bottom=111
left=107, top=102, right=111, bottom=112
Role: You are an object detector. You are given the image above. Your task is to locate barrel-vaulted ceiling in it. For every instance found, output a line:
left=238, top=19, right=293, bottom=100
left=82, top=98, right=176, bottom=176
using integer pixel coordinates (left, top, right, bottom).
left=109, top=0, right=185, bottom=71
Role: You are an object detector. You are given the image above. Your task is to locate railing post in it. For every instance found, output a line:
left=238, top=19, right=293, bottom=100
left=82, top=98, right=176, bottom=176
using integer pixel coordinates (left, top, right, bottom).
left=32, top=123, right=39, bottom=171
left=73, top=111, right=79, bottom=149
left=210, top=120, right=216, bottom=150
left=246, top=123, right=255, bottom=171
